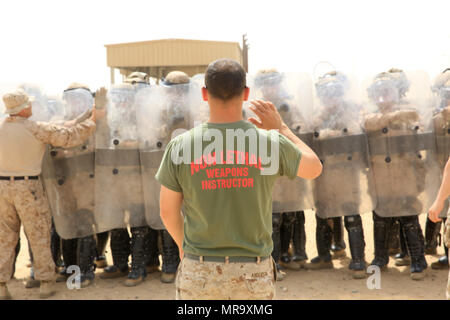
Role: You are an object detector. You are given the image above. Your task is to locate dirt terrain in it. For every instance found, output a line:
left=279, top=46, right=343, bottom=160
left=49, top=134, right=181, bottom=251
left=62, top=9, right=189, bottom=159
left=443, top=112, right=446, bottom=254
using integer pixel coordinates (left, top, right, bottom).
left=8, top=211, right=449, bottom=300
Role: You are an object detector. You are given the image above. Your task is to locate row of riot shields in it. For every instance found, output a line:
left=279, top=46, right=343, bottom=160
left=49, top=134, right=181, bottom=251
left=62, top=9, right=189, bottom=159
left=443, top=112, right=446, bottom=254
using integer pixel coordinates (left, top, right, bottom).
left=246, top=70, right=448, bottom=219
left=39, top=80, right=206, bottom=238
left=2, top=69, right=448, bottom=240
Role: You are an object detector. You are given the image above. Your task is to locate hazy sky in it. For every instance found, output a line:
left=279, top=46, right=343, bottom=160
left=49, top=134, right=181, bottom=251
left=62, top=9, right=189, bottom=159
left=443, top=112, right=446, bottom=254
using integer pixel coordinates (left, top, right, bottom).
left=0, top=0, right=449, bottom=94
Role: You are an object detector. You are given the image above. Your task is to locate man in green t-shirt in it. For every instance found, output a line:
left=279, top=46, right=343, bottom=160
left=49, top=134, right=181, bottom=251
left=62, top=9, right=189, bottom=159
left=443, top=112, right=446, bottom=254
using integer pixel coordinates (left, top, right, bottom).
left=156, top=59, right=322, bottom=300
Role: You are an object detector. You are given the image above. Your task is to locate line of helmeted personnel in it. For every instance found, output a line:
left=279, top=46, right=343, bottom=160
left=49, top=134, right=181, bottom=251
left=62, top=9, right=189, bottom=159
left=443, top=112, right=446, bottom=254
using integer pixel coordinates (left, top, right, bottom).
left=5, top=67, right=450, bottom=283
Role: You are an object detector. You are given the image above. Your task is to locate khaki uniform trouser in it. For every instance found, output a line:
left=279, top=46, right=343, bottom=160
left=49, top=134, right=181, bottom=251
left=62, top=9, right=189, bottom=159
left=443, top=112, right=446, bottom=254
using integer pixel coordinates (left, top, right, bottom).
left=447, top=270, right=450, bottom=300
left=0, top=180, right=56, bottom=282
left=175, top=256, right=276, bottom=300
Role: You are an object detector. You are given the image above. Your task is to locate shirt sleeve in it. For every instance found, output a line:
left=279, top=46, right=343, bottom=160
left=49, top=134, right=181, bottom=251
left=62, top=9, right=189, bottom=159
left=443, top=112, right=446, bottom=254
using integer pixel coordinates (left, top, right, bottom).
left=155, top=139, right=183, bottom=193
left=276, top=131, right=302, bottom=179
left=24, top=118, right=96, bottom=148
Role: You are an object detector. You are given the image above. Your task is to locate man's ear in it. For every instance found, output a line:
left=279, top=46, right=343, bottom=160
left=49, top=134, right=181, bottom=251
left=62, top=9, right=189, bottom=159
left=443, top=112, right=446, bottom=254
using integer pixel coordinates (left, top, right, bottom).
left=243, top=87, right=250, bottom=101
left=201, top=87, right=209, bottom=102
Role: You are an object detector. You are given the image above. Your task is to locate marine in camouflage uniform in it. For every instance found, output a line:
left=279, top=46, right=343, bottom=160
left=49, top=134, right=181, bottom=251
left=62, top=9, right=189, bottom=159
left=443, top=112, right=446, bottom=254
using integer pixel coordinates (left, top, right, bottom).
left=0, top=89, right=96, bottom=299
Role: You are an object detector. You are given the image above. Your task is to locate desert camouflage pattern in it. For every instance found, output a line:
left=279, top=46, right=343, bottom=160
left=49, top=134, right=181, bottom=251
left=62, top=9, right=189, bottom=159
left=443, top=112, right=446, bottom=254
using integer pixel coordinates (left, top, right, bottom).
left=175, top=257, right=275, bottom=300
left=0, top=180, right=55, bottom=282
left=447, top=216, right=450, bottom=300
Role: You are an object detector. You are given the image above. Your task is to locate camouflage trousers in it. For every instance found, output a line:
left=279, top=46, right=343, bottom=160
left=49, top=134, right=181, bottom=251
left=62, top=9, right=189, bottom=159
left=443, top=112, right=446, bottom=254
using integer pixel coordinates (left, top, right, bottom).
left=447, top=270, right=450, bottom=300
left=175, top=256, right=276, bottom=300
left=0, top=179, right=56, bottom=282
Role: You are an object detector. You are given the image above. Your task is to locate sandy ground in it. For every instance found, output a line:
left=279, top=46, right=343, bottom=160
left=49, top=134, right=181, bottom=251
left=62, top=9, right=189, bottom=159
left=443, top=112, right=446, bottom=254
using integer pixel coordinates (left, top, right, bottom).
left=8, top=211, right=449, bottom=300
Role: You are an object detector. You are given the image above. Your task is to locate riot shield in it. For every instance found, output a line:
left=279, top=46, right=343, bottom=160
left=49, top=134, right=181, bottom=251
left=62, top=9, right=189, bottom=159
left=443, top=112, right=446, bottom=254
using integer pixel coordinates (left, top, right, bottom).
left=19, top=83, right=65, bottom=122
left=41, top=88, right=96, bottom=239
left=248, top=71, right=315, bottom=213
left=137, top=83, right=196, bottom=229
left=190, top=74, right=209, bottom=125
left=363, top=70, right=441, bottom=218
left=311, top=72, right=376, bottom=219
left=431, top=71, right=450, bottom=218
left=94, top=84, right=147, bottom=232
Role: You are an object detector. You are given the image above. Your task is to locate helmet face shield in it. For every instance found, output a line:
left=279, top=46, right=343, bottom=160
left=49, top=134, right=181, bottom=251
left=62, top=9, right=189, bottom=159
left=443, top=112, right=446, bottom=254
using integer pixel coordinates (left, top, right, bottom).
left=368, top=79, right=400, bottom=107
left=316, top=80, right=346, bottom=107
left=62, top=88, right=93, bottom=120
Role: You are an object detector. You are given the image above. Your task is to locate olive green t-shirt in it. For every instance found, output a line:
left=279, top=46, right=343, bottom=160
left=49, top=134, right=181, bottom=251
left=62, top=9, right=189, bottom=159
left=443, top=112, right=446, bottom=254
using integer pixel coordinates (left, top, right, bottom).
left=155, top=120, right=302, bottom=257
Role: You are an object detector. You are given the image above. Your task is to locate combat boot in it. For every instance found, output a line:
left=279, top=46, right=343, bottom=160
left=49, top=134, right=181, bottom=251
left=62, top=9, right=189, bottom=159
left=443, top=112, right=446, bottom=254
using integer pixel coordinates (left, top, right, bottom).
left=145, top=227, right=161, bottom=274
left=388, top=220, right=401, bottom=256
left=275, top=263, right=286, bottom=281
left=431, top=255, right=449, bottom=269
left=306, top=216, right=333, bottom=270
left=94, top=256, right=107, bottom=269
left=124, top=227, right=148, bottom=287
left=39, top=280, right=56, bottom=299
left=291, top=211, right=308, bottom=268
left=51, top=223, right=63, bottom=268
left=369, top=212, right=390, bottom=270
left=432, top=246, right=448, bottom=270
left=345, top=215, right=366, bottom=279
left=25, top=267, right=41, bottom=288
left=394, top=252, right=410, bottom=266
left=78, top=236, right=97, bottom=288
left=279, top=212, right=301, bottom=270
left=401, top=216, right=427, bottom=280
left=95, top=232, right=109, bottom=269
left=160, top=230, right=180, bottom=284
left=0, top=282, right=11, bottom=300
left=331, top=217, right=347, bottom=259
left=395, top=229, right=410, bottom=266
left=100, top=228, right=130, bottom=279
left=271, top=213, right=282, bottom=264
left=59, top=238, right=78, bottom=282
left=425, top=218, right=441, bottom=255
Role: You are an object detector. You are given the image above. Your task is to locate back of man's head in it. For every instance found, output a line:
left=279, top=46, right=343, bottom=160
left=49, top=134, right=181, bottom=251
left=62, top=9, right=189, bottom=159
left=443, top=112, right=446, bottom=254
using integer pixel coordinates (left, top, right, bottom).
left=205, top=59, right=246, bottom=101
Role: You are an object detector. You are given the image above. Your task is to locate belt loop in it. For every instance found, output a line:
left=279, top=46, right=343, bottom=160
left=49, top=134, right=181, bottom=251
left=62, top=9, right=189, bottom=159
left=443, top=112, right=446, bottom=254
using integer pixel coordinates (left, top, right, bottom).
left=25, top=176, right=29, bottom=181
left=256, top=256, right=261, bottom=264
left=199, top=256, right=204, bottom=263
left=225, top=256, right=229, bottom=264
left=9, top=177, right=13, bottom=182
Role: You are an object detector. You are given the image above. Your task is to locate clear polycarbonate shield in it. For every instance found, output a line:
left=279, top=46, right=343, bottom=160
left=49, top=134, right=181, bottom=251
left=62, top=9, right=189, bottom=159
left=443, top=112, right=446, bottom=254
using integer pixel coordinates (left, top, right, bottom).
left=190, top=74, right=209, bottom=125
left=137, top=83, right=196, bottom=229
left=247, top=71, right=315, bottom=213
left=311, top=72, right=376, bottom=218
left=41, top=87, right=96, bottom=239
left=431, top=71, right=450, bottom=218
left=94, top=84, right=147, bottom=232
left=19, top=83, right=65, bottom=122
left=363, top=70, right=441, bottom=217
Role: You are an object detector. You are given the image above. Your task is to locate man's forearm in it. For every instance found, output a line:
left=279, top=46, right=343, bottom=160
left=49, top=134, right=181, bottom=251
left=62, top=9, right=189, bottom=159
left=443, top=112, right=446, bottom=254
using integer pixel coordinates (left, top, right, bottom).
left=436, top=158, right=450, bottom=204
left=160, top=209, right=184, bottom=251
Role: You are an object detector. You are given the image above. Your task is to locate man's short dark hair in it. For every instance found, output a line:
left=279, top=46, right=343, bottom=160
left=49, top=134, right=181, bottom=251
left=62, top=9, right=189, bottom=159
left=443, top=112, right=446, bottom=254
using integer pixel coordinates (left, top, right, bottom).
left=205, top=59, right=246, bottom=100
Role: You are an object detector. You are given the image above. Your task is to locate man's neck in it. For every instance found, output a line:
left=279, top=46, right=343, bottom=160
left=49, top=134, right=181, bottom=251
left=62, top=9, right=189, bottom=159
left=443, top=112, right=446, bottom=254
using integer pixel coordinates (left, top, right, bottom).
left=207, top=101, right=244, bottom=124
